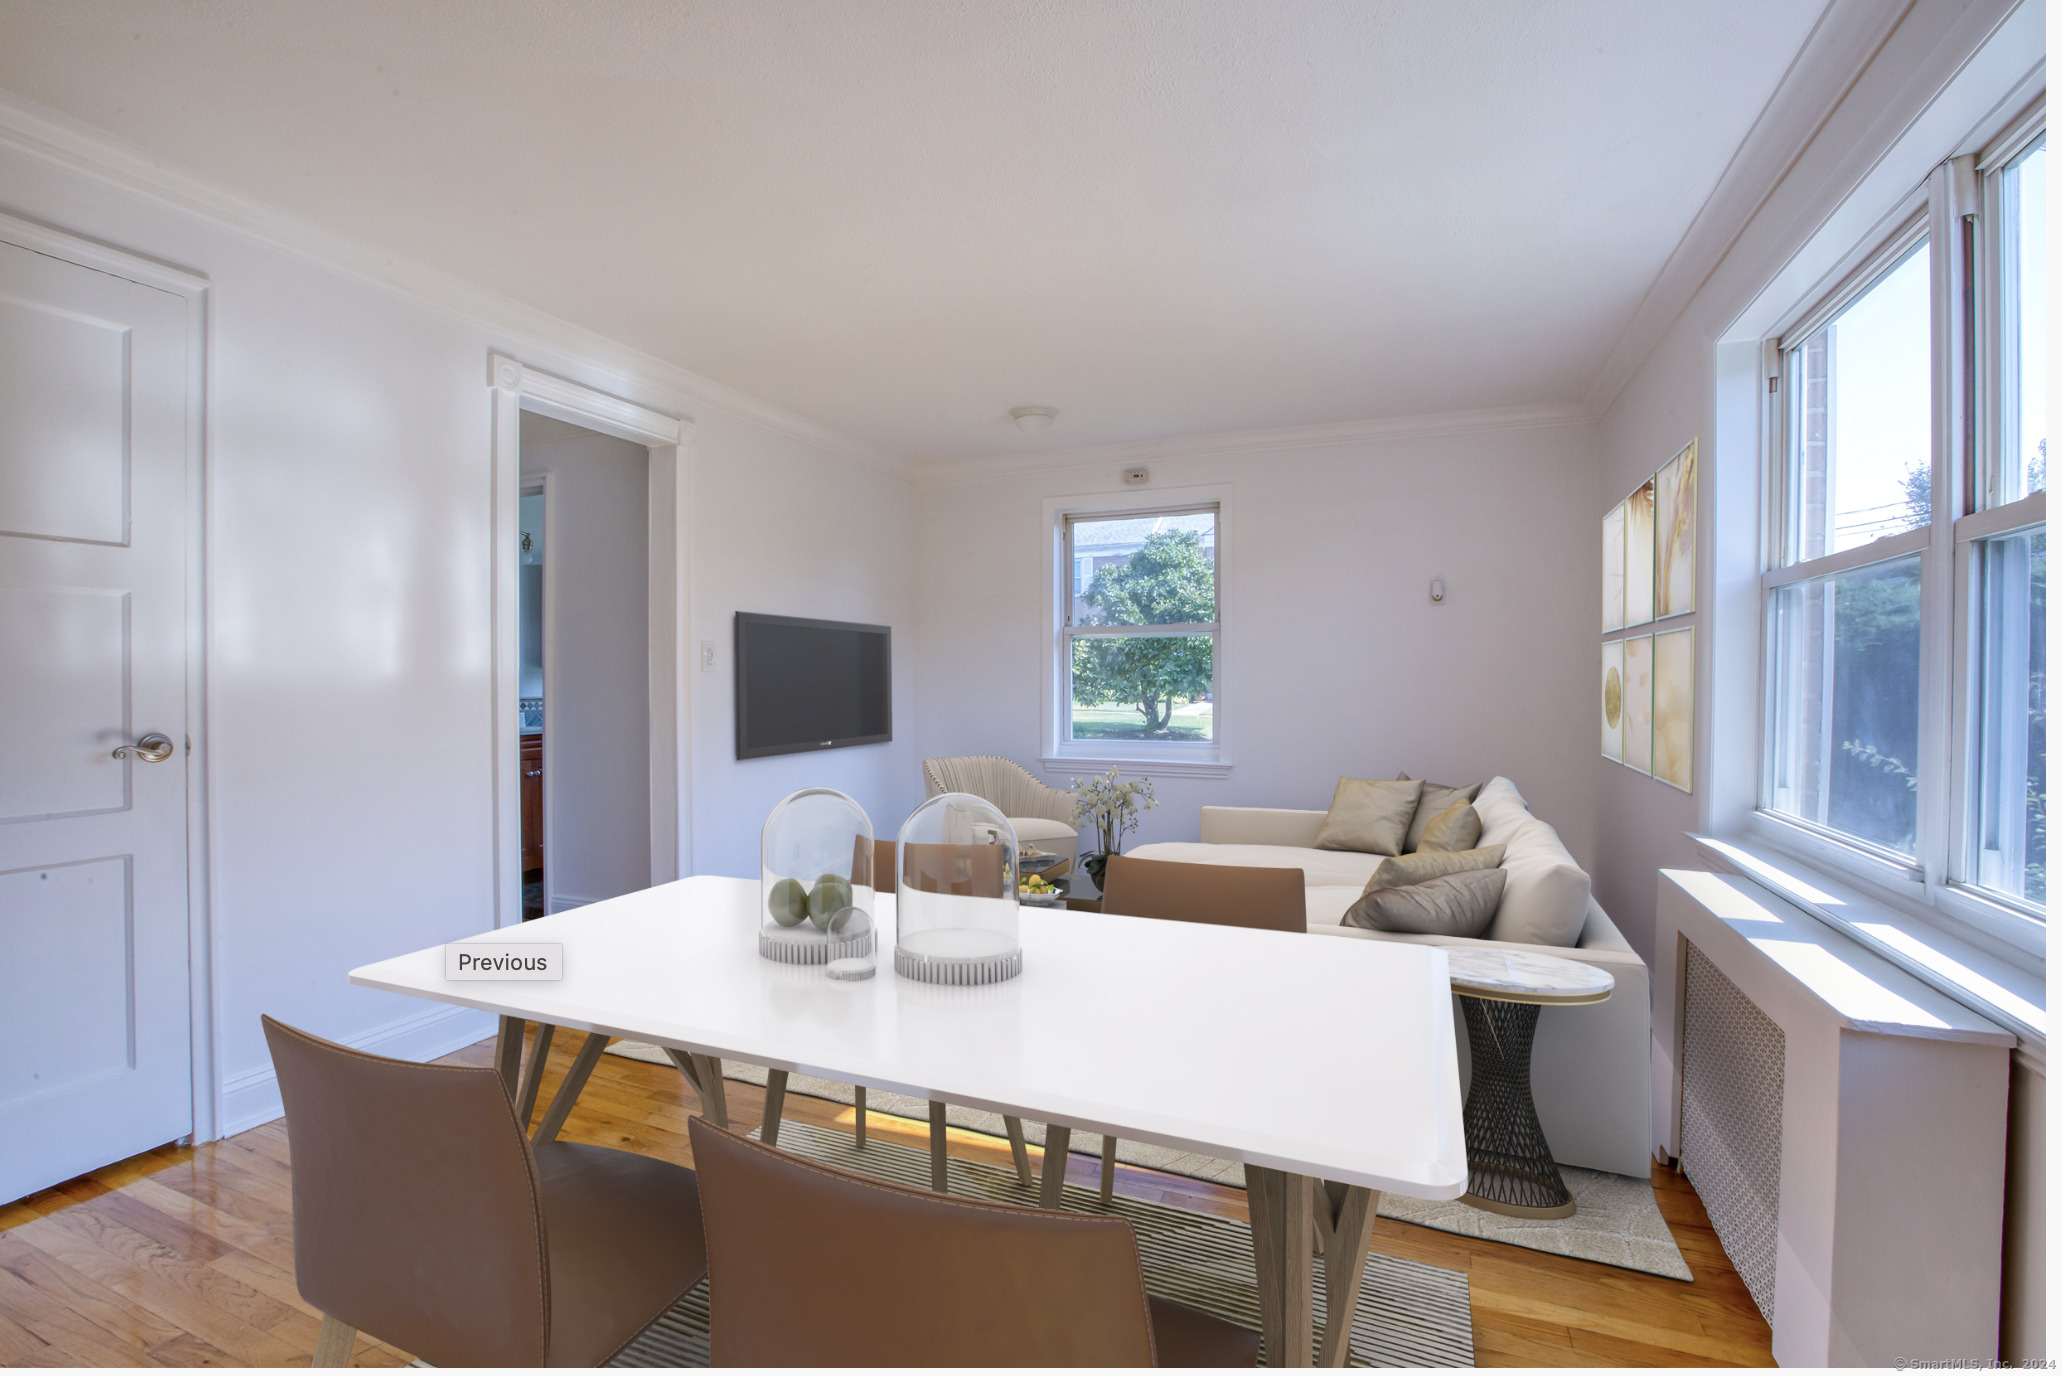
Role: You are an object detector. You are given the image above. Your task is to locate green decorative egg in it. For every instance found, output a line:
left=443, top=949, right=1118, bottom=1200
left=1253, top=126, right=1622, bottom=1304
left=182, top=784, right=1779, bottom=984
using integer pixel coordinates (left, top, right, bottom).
left=809, top=874, right=854, bottom=930
left=767, top=877, right=811, bottom=927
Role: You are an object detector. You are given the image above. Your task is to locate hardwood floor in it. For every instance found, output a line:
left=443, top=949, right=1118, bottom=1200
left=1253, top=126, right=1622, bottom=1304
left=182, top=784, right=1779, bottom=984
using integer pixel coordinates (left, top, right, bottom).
left=0, top=1030, right=1773, bottom=1367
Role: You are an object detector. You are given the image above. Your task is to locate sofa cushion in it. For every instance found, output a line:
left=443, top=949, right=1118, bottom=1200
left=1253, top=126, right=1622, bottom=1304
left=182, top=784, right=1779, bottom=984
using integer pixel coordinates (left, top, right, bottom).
left=1007, top=816, right=1078, bottom=846
left=1471, top=776, right=1532, bottom=847
left=1314, top=777, right=1421, bottom=856
left=1127, top=843, right=1381, bottom=890
left=1415, top=801, right=1483, bottom=852
left=1362, top=844, right=1505, bottom=893
left=1484, top=813, right=1591, bottom=947
left=1342, top=868, right=1505, bottom=938
left=1396, top=775, right=1484, bottom=852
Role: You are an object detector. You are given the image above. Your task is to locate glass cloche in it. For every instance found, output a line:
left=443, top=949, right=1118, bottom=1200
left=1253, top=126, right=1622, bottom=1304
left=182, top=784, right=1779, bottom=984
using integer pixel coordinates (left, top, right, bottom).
left=892, top=793, right=1022, bottom=985
left=760, top=788, right=876, bottom=966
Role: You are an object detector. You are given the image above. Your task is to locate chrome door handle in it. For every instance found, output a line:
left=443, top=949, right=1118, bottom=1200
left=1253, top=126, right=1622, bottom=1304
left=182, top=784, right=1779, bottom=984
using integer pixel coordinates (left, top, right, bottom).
left=114, top=733, right=176, bottom=763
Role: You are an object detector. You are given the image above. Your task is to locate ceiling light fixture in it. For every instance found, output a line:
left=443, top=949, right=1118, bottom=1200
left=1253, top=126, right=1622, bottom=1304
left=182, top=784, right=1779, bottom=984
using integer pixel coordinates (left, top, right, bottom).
left=1010, top=406, right=1058, bottom=434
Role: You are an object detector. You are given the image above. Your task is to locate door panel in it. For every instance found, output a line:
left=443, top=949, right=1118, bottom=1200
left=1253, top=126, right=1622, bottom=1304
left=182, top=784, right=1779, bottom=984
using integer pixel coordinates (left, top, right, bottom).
left=0, top=858, right=133, bottom=1110
left=0, top=294, right=130, bottom=544
left=0, top=236, right=193, bottom=1204
left=0, top=586, right=129, bottom=821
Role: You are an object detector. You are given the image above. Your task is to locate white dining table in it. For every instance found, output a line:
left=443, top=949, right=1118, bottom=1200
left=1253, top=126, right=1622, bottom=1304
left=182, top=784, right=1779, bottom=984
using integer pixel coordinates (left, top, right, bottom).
left=349, top=875, right=1467, bottom=1366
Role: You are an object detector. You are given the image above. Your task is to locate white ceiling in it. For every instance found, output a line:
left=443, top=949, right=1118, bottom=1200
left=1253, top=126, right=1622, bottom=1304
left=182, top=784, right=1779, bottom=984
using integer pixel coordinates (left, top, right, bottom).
left=0, top=1, right=1831, bottom=461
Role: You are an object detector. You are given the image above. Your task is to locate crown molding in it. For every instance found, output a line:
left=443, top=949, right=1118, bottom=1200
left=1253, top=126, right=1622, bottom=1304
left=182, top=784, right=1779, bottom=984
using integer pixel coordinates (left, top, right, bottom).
left=1582, top=0, right=1915, bottom=418
left=912, top=401, right=1594, bottom=485
left=0, top=88, right=915, bottom=482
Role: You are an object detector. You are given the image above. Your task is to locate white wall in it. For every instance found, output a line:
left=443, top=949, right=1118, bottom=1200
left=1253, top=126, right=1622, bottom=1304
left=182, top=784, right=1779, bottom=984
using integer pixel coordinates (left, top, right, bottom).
left=1595, top=321, right=1708, bottom=965
left=913, top=422, right=1602, bottom=869
left=688, top=406, right=921, bottom=876
left=521, top=412, right=652, bottom=911
left=0, top=135, right=919, bottom=1137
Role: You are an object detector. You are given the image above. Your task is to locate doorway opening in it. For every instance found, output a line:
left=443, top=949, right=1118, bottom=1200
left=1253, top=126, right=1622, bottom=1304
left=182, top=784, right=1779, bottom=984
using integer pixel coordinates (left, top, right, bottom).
left=518, top=484, right=546, bottom=918
left=518, top=414, right=653, bottom=917
left=491, top=353, right=689, bottom=930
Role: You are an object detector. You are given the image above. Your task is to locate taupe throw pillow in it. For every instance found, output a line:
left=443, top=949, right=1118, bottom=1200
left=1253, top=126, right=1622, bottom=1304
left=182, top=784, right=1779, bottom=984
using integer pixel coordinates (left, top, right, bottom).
left=1314, top=777, right=1422, bottom=856
left=1361, top=844, right=1506, bottom=894
left=1395, top=774, right=1484, bottom=852
left=1343, top=868, right=1507, bottom=938
left=1415, top=801, right=1483, bottom=852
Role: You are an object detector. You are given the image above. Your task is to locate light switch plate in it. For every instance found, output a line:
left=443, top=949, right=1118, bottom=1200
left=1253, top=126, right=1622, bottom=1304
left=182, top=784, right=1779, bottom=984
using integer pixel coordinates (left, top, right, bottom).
left=700, top=640, right=717, bottom=672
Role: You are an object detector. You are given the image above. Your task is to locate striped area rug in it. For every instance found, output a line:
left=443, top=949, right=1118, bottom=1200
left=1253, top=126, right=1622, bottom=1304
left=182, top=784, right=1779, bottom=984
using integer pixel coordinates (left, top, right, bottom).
left=611, top=1119, right=1473, bottom=1368
left=605, top=1041, right=1691, bottom=1281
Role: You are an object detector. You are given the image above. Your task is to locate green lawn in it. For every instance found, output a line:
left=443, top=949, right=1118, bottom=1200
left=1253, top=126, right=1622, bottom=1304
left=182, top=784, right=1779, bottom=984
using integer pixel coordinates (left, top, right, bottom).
left=1070, top=700, right=1214, bottom=742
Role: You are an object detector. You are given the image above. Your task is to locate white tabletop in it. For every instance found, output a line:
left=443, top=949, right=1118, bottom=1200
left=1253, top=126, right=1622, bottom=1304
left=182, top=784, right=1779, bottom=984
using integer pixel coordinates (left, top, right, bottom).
left=350, top=875, right=1468, bottom=1197
left=1444, top=947, right=1614, bottom=1005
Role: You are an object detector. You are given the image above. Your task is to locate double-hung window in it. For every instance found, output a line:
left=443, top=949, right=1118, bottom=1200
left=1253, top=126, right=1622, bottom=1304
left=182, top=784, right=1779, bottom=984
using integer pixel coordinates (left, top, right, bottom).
left=1060, top=506, right=1219, bottom=747
left=1761, top=116, right=2045, bottom=935
left=1964, top=130, right=2046, bottom=909
left=1766, top=236, right=1932, bottom=857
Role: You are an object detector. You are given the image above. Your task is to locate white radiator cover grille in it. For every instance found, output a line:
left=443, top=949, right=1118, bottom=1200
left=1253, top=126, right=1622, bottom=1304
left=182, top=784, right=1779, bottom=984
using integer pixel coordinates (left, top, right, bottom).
left=1679, top=942, right=1786, bottom=1325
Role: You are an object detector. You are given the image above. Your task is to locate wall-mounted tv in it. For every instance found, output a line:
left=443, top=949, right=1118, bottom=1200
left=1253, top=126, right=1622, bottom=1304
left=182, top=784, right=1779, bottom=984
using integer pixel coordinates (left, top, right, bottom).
left=734, top=612, right=892, bottom=759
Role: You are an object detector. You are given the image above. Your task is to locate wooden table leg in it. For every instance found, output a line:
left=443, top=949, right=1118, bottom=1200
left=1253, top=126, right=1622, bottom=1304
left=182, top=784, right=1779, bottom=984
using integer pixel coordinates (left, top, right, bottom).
left=1314, top=1181, right=1376, bottom=1367
left=531, top=1031, right=608, bottom=1144
left=1247, top=1165, right=1315, bottom=1366
left=494, top=1016, right=525, bottom=1099
left=1003, top=1116, right=1031, bottom=1186
left=1039, top=1124, right=1073, bottom=1207
left=1100, top=1133, right=1119, bottom=1205
left=312, top=1313, right=355, bottom=1366
left=663, top=1046, right=703, bottom=1096
left=513, top=1023, right=557, bottom=1128
left=691, top=1054, right=728, bottom=1128
left=762, top=1070, right=790, bottom=1147
left=927, top=1100, right=948, bottom=1191
left=854, top=1085, right=868, bottom=1148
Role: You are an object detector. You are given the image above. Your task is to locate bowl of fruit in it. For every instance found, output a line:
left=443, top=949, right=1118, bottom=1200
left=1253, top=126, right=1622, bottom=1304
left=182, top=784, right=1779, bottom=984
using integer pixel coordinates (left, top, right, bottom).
left=1017, top=871, right=1065, bottom=907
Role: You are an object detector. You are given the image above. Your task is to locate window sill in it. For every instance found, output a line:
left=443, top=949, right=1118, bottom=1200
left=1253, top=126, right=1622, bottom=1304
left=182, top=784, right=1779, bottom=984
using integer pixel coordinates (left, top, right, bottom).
left=1690, top=832, right=2045, bottom=1058
left=1039, top=754, right=1233, bottom=780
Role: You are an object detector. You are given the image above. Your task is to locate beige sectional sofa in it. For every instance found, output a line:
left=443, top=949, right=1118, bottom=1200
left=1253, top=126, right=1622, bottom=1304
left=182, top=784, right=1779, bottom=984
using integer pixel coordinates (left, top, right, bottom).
left=1127, top=782, right=1653, bottom=1179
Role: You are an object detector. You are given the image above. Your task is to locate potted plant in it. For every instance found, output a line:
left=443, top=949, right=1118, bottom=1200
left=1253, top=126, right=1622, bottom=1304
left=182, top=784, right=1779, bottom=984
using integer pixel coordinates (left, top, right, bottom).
left=1068, top=767, right=1159, bottom=891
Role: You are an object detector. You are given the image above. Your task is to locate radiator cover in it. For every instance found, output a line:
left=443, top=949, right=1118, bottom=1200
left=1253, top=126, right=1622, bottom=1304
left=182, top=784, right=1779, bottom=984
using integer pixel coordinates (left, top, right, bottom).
left=1679, top=941, right=1785, bottom=1324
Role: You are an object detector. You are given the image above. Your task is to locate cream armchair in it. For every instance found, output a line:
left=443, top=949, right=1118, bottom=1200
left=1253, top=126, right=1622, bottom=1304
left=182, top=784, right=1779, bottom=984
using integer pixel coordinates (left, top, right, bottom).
left=922, top=756, right=1081, bottom=876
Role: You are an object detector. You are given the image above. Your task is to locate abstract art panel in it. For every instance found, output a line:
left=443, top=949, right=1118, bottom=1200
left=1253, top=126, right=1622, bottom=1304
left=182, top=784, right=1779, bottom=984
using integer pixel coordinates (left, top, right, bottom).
left=1602, top=503, right=1626, bottom=631
left=1601, top=639, right=1625, bottom=762
left=1654, top=627, right=1693, bottom=792
left=1622, top=633, right=1653, bottom=775
left=1656, top=440, right=1696, bottom=618
left=1625, top=477, right=1656, bottom=627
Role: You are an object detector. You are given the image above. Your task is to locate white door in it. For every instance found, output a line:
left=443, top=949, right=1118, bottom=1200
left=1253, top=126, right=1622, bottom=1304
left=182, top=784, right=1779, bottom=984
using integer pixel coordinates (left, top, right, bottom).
left=0, top=236, right=194, bottom=1203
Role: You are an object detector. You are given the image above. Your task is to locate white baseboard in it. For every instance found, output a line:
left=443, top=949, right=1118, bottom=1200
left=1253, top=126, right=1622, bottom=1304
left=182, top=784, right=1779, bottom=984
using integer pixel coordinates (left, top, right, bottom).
left=218, top=1003, right=498, bottom=1138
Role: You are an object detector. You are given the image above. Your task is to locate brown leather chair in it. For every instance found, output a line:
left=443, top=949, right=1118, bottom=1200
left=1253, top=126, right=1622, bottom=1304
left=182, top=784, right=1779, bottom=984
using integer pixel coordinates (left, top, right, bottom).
left=1098, top=854, right=1306, bottom=932
left=263, top=1016, right=707, bottom=1367
left=1082, top=855, right=1306, bottom=1202
left=686, top=1116, right=1260, bottom=1367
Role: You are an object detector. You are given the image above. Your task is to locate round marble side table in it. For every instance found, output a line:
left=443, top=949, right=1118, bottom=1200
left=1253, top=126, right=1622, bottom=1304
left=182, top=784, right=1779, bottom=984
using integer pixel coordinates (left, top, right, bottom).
left=1444, top=947, right=1614, bottom=1219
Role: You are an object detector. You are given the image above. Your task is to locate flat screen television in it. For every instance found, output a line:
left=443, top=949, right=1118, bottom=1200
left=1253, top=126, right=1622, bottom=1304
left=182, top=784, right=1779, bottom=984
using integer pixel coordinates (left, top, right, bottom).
left=734, top=612, right=892, bottom=759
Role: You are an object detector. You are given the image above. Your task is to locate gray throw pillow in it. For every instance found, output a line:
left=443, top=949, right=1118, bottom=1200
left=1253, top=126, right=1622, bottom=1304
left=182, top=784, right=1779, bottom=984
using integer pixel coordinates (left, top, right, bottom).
left=1343, top=868, right=1507, bottom=938
left=1314, top=777, right=1423, bottom=856
left=1361, top=843, right=1506, bottom=894
left=1415, top=801, right=1483, bottom=853
left=1396, top=774, right=1484, bottom=852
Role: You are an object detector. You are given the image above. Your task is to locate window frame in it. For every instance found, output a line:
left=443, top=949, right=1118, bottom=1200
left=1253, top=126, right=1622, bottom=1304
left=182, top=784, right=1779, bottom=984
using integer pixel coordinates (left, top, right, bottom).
left=1040, top=489, right=1231, bottom=777
left=1943, top=112, right=2050, bottom=927
left=1755, top=123, right=2047, bottom=957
